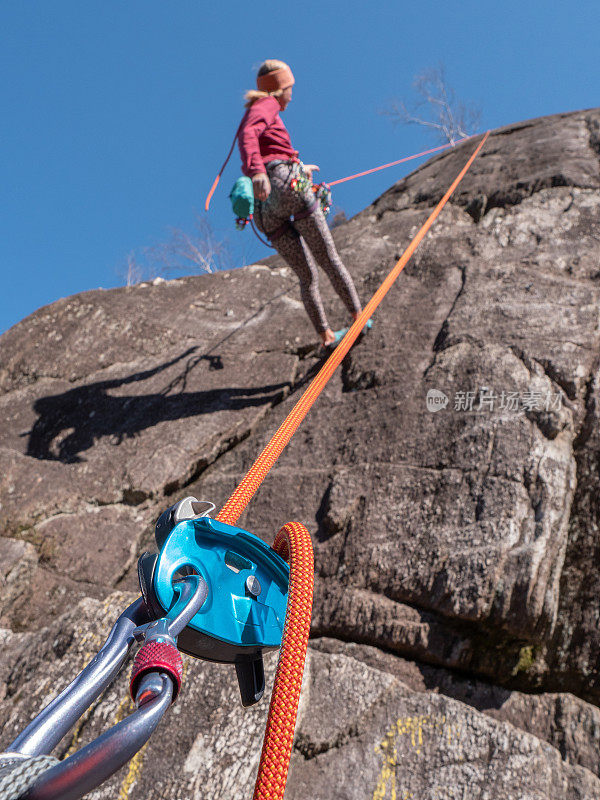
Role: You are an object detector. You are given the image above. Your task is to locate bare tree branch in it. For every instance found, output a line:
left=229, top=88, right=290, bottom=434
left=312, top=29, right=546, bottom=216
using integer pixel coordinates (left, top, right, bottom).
left=121, top=251, right=143, bottom=287
left=383, top=64, right=481, bottom=145
left=146, top=214, right=235, bottom=276
left=119, top=214, right=240, bottom=286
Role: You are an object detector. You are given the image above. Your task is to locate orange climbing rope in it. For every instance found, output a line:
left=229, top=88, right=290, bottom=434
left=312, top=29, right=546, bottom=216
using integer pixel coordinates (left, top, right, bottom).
left=328, top=136, right=472, bottom=186
left=251, top=522, right=314, bottom=800
left=216, top=131, right=490, bottom=800
left=205, top=125, right=241, bottom=211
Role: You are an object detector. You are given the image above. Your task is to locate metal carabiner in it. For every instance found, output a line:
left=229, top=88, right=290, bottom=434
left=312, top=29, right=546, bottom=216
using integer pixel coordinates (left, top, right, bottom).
left=132, top=571, right=208, bottom=646
left=8, top=595, right=150, bottom=759
left=3, top=574, right=207, bottom=800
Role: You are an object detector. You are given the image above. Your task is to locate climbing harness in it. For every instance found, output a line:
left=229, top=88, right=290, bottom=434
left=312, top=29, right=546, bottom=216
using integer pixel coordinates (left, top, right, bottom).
left=233, top=159, right=331, bottom=251
left=1, top=132, right=488, bottom=800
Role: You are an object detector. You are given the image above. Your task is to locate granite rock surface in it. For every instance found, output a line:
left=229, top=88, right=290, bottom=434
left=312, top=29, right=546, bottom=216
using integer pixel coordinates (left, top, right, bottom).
left=1, top=108, right=600, bottom=798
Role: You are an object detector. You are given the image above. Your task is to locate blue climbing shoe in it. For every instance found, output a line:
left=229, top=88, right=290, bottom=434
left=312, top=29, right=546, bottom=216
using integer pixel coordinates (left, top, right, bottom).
left=321, top=319, right=373, bottom=354
left=332, top=326, right=349, bottom=344
left=333, top=318, right=373, bottom=344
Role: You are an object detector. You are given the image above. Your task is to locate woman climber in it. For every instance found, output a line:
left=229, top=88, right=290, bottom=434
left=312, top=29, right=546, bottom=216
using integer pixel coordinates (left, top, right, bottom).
left=238, top=59, right=370, bottom=349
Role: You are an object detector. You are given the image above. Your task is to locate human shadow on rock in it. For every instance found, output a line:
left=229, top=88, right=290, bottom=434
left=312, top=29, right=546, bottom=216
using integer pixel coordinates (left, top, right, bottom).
left=25, top=348, right=289, bottom=463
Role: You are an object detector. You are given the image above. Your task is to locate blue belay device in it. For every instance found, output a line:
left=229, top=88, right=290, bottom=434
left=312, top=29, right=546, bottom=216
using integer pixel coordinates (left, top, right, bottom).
left=137, top=502, right=289, bottom=707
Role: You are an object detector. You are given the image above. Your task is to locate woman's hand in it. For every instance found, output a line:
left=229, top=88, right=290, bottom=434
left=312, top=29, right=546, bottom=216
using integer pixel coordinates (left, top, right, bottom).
left=252, top=172, right=271, bottom=201
left=303, top=164, right=320, bottom=182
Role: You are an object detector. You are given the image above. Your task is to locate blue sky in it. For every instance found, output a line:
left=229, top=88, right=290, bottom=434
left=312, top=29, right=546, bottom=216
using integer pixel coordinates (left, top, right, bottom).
left=2, top=1, right=598, bottom=333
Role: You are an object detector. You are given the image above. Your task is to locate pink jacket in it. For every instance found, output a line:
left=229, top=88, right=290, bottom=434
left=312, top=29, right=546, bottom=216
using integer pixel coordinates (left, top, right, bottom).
left=238, top=96, right=298, bottom=177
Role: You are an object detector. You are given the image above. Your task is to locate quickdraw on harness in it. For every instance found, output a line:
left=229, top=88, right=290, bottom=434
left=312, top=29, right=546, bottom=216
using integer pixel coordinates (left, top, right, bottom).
left=0, top=132, right=489, bottom=800
left=287, top=160, right=332, bottom=217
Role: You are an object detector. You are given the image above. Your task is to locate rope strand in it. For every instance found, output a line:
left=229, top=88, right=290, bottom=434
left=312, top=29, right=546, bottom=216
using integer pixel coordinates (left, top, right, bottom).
left=329, top=136, right=472, bottom=186
left=250, top=522, right=313, bottom=800
left=205, top=124, right=242, bottom=211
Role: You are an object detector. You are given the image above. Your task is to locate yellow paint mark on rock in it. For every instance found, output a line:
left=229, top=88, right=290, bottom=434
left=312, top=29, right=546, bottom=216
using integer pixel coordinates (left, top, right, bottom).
left=64, top=706, right=93, bottom=759
left=118, top=742, right=149, bottom=800
left=64, top=676, right=123, bottom=759
left=115, top=695, right=135, bottom=724
left=372, top=713, right=461, bottom=799
left=115, top=694, right=150, bottom=799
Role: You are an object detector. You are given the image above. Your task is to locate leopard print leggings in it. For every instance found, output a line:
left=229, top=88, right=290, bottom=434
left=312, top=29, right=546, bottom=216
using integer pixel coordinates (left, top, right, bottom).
left=254, top=161, right=361, bottom=335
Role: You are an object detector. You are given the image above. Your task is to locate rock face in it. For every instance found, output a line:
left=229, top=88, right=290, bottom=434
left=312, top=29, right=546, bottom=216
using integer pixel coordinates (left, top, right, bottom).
left=1, top=108, right=600, bottom=798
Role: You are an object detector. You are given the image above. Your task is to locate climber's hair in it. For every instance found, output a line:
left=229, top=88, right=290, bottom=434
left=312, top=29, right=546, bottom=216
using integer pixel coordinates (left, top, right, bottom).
left=244, top=60, right=289, bottom=108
